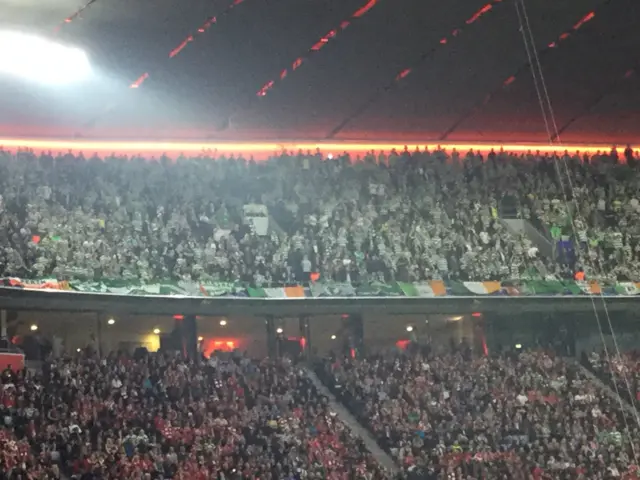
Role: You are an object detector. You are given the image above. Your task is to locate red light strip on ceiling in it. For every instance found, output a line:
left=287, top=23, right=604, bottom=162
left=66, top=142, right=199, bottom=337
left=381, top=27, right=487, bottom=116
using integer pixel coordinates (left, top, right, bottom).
left=325, top=0, right=503, bottom=138
left=438, top=3, right=607, bottom=141
left=491, top=11, right=596, bottom=97
left=53, top=0, right=98, bottom=33
left=550, top=65, right=639, bottom=141
left=387, top=1, right=501, bottom=86
left=130, top=73, right=149, bottom=89
left=256, top=0, right=380, bottom=97
left=128, top=0, right=248, bottom=89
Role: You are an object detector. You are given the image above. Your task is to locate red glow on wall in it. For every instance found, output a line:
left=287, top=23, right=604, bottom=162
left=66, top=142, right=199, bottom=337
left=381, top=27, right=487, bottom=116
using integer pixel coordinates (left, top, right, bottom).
left=202, top=338, right=239, bottom=357
left=0, top=139, right=621, bottom=162
left=173, top=315, right=184, bottom=320
left=396, top=339, right=411, bottom=350
left=472, top=312, right=483, bottom=318
left=0, top=353, right=25, bottom=372
left=482, top=335, right=489, bottom=356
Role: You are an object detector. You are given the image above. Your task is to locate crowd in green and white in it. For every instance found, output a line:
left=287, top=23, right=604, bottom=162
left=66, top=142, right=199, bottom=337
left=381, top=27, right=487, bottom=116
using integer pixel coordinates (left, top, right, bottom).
left=0, top=145, right=638, bottom=284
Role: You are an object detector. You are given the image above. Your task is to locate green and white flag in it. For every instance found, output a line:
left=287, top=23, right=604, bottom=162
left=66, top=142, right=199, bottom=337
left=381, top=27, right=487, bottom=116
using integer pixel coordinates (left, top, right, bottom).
left=397, top=282, right=436, bottom=297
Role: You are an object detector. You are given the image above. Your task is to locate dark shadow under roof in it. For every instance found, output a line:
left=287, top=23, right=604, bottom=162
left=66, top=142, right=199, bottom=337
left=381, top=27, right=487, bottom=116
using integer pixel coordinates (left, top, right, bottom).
left=0, top=0, right=638, bottom=144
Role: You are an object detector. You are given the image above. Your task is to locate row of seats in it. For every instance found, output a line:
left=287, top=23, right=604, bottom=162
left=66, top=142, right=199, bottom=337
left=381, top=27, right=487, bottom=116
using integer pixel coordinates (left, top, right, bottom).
left=0, top=146, right=638, bottom=284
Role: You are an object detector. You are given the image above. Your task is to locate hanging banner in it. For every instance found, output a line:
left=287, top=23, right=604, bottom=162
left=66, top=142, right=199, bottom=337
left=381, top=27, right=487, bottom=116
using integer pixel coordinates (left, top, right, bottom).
left=0, top=277, right=634, bottom=299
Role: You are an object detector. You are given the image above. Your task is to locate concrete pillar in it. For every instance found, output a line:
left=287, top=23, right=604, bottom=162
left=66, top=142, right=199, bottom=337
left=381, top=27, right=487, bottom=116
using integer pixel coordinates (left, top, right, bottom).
left=0, top=309, right=7, bottom=340
left=265, top=316, right=277, bottom=358
left=96, top=312, right=102, bottom=357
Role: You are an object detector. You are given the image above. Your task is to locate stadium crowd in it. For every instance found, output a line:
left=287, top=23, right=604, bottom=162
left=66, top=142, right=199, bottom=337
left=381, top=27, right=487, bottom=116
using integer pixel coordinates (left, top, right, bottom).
left=0, top=145, right=638, bottom=284
left=320, top=346, right=640, bottom=479
left=3, top=340, right=640, bottom=479
left=586, top=349, right=640, bottom=413
left=0, top=350, right=387, bottom=480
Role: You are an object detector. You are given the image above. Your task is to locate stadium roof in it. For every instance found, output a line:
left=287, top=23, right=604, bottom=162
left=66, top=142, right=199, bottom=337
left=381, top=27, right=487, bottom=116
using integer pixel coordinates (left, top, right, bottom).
left=0, top=0, right=638, bottom=145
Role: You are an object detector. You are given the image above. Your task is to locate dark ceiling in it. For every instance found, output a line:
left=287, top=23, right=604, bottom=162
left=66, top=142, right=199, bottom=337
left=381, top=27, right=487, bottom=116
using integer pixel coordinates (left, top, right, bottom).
left=0, top=0, right=638, bottom=144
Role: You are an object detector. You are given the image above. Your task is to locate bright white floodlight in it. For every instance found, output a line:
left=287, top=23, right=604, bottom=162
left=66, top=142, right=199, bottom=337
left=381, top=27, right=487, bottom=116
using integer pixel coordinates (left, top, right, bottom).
left=0, top=31, right=91, bottom=85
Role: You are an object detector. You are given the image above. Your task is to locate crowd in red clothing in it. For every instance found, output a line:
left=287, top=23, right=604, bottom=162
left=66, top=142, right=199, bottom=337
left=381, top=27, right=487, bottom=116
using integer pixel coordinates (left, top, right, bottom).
left=587, top=350, right=640, bottom=411
left=0, top=351, right=388, bottom=480
left=0, top=366, right=62, bottom=480
left=3, top=341, right=640, bottom=480
left=320, top=347, right=640, bottom=479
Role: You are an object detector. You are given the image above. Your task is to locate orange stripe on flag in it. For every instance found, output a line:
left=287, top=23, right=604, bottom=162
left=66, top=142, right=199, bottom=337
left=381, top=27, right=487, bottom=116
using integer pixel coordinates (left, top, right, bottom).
left=430, top=281, right=446, bottom=296
left=284, top=286, right=305, bottom=298
left=483, top=281, right=501, bottom=294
